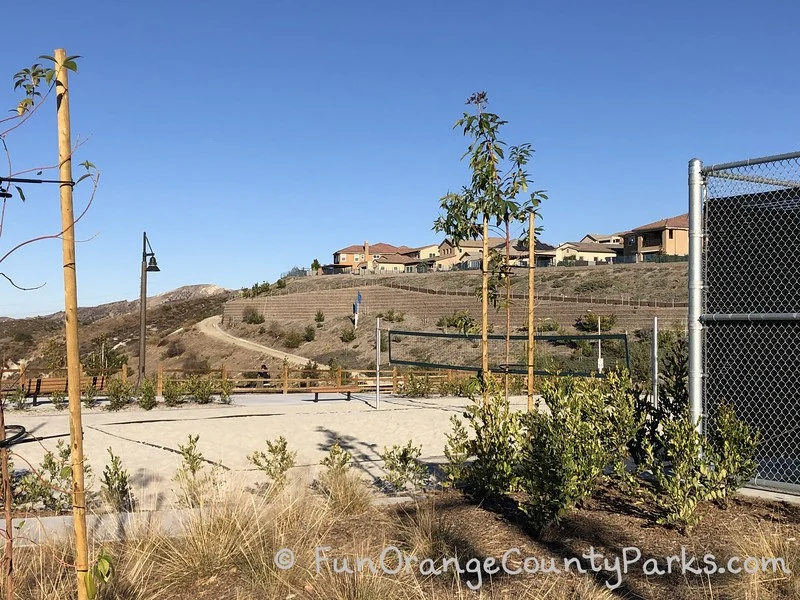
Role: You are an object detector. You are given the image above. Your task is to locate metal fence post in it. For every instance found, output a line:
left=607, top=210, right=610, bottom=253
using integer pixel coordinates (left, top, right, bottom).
left=376, top=317, right=381, bottom=410
left=688, top=158, right=704, bottom=434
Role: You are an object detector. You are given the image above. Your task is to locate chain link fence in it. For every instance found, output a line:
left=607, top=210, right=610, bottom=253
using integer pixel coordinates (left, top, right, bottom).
left=699, top=153, right=800, bottom=492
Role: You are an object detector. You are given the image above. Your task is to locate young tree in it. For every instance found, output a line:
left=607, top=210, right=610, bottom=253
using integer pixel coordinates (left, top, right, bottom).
left=2, top=51, right=100, bottom=600
left=434, top=92, right=546, bottom=404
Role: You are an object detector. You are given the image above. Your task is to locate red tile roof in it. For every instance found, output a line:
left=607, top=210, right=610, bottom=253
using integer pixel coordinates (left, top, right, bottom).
left=631, top=213, right=689, bottom=232
left=334, top=242, right=412, bottom=254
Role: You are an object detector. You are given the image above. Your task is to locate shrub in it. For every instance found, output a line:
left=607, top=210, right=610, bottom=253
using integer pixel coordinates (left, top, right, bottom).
left=442, top=416, right=470, bottom=487
left=574, top=279, right=613, bottom=294
left=182, top=351, right=210, bottom=372
left=101, top=447, right=133, bottom=511
left=17, top=439, right=91, bottom=512
left=106, top=378, right=133, bottom=411
left=50, top=390, right=67, bottom=411
left=12, top=331, right=32, bottom=343
left=242, top=307, right=265, bottom=325
left=575, top=312, right=617, bottom=332
left=438, top=376, right=479, bottom=398
left=536, top=318, right=560, bottom=333
left=186, top=376, right=214, bottom=404
left=173, top=434, right=219, bottom=507
left=706, top=403, right=760, bottom=507
left=380, top=440, right=428, bottom=492
left=82, top=385, right=98, bottom=409
left=282, top=329, right=305, bottom=349
left=340, top=328, right=356, bottom=343
left=315, top=309, right=325, bottom=327
left=163, top=340, right=185, bottom=358
left=458, top=377, right=523, bottom=499
left=377, top=309, right=404, bottom=323
left=400, top=371, right=434, bottom=398
left=276, top=278, right=286, bottom=289
left=6, top=386, right=26, bottom=411
left=137, top=378, right=157, bottom=410
left=247, top=436, right=297, bottom=489
left=649, top=411, right=710, bottom=533
left=303, top=325, right=316, bottom=342
left=436, top=310, right=478, bottom=334
left=517, top=375, right=616, bottom=535
left=162, top=378, right=185, bottom=407
left=218, top=378, right=233, bottom=404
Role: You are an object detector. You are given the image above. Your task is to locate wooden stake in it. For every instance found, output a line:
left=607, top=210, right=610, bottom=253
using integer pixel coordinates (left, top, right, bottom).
left=504, top=217, right=511, bottom=402
left=481, top=214, right=490, bottom=406
left=527, top=211, right=535, bottom=412
left=0, top=397, right=14, bottom=600
left=55, top=48, right=89, bottom=600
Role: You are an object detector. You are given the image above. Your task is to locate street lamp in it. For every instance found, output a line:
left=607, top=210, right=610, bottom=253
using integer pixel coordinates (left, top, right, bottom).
left=138, top=232, right=160, bottom=385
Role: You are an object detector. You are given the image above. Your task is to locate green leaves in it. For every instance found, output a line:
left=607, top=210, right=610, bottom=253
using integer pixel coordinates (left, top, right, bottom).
left=14, top=186, right=25, bottom=201
left=86, top=548, right=114, bottom=599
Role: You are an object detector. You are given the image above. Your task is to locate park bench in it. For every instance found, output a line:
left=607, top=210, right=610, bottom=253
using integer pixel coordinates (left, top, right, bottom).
left=310, top=385, right=361, bottom=402
left=23, top=375, right=108, bottom=403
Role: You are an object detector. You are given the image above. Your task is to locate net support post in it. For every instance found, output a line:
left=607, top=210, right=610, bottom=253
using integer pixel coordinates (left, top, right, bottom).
left=688, top=158, right=704, bottom=435
left=376, top=317, right=381, bottom=410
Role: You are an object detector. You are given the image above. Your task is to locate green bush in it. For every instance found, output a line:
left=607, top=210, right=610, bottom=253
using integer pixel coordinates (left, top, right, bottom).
left=706, top=403, right=759, bottom=507
left=574, top=279, right=613, bottom=294
left=242, top=307, right=265, bottom=325
left=137, top=378, right=157, bottom=410
left=536, top=319, right=560, bottom=333
left=173, top=434, right=219, bottom=507
left=283, top=329, right=305, bottom=349
left=162, top=378, right=185, bottom=407
left=517, top=374, right=635, bottom=535
left=340, top=328, right=356, bottom=343
left=17, top=440, right=91, bottom=512
left=218, top=378, right=233, bottom=404
left=380, top=440, right=428, bottom=492
left=377, top=309, right=404, bottom=323
left=575, top=312, right=617, bottom=332
left=106, top=378, right=133, bottom=411
left=303, top=325, right=316, bottom=342
left=436, top=310, right=478, bottom=334
left=50, top=390, right=67, bottom=411
left=315, top=310, right=325, bottom=328
left=442, top=416, right=471, bottom=487
left=400, top=371, right=434, bottom=398
left=186, top=376, right=214, bottom=404
left=82, top=385, right=98, bottom=409
left=438, top=376, right=479, bottom=398
left=6, top=386, right=27, bottom=411
left=162, top=340, right=185, bottom=358
left=13, top=331, right=32, bottom=343
left=248, top=436, right=297, bottom=489
left=101, top=447, right=133, bottom=511
left=276, top=278, right=286, bottom=289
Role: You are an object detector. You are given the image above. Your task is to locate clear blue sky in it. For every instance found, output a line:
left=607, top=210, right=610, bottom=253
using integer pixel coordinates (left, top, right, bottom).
left=2, top=0, right=798, bottom=318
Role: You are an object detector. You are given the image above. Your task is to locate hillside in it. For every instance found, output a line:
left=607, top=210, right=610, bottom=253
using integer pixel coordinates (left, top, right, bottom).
left=0, top=285, right=234, bottom=375
left=221, top=262, right=689, bottom=373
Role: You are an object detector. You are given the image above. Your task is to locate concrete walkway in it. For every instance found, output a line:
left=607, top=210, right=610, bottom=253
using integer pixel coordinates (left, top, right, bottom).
left=8, top=392, right=508, bottom=512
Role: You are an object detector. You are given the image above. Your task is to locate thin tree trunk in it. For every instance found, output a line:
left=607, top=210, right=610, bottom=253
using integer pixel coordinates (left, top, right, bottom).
left=505, top=216, right=511, bottom=402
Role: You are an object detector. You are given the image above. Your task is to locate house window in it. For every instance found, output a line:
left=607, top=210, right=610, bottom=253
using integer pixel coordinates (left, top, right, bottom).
left=668, top=229, right=674, bottom=239
left=340, top=254, right=347, bottom=262
left=627, top=237, right=635, bottom=246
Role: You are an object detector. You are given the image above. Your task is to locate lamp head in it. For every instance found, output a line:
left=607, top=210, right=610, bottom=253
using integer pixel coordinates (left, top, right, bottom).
left=146, top=256, right=160, bottom=272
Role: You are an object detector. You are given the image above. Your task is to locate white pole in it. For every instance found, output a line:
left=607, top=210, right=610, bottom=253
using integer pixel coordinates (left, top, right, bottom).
left=688, top=158, right=704, bottom=434
left=376, top=317, right=381, bottom=410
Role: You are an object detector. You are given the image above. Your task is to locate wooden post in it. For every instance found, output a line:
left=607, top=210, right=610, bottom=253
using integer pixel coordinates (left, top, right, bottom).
left=392, top=367, right=398, bottom=393
left=481, top=214, right=490, bottom=406
left=156, top=364, right=163, bottom=396
left=120, top=365, right=127, bottom=384
left=527, top=210, right=536, bottom=412
left=221, top=365, right=228, bottom=388
left=336, top=367, right=342, bottom=387
left=0, top=399, right=14, bottom=600
left=282, top=363, right=289, bottom=393
left=55, top=48, right=89, bottom=600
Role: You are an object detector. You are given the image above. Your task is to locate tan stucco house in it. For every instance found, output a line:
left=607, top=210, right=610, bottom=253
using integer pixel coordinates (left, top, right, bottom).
left=622, top=214, right=689, bottom=262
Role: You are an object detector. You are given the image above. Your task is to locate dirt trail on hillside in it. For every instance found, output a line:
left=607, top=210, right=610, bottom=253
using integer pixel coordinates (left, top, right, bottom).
left=197, top=316, right=328, bottom=369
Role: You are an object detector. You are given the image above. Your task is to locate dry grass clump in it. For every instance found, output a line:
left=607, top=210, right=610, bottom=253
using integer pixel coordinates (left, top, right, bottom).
left=318, top=468, right=373, bottom=516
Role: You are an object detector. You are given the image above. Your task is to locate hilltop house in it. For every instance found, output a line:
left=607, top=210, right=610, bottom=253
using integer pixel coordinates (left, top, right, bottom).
left=579, top=233, right=625, bottom=245
left=323, top=241, right=413, bottom=274
left=554, top=242, right=619, bottom=265
left=622, top=213, right=689, bottom=262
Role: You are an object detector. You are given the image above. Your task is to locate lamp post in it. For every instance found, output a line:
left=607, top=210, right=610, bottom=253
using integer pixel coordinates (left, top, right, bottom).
left=138, top=232, right=160, bottom=386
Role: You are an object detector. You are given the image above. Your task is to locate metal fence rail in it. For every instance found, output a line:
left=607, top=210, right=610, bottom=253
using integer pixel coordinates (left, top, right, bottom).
left=690, top=152, right=800, bottom=493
